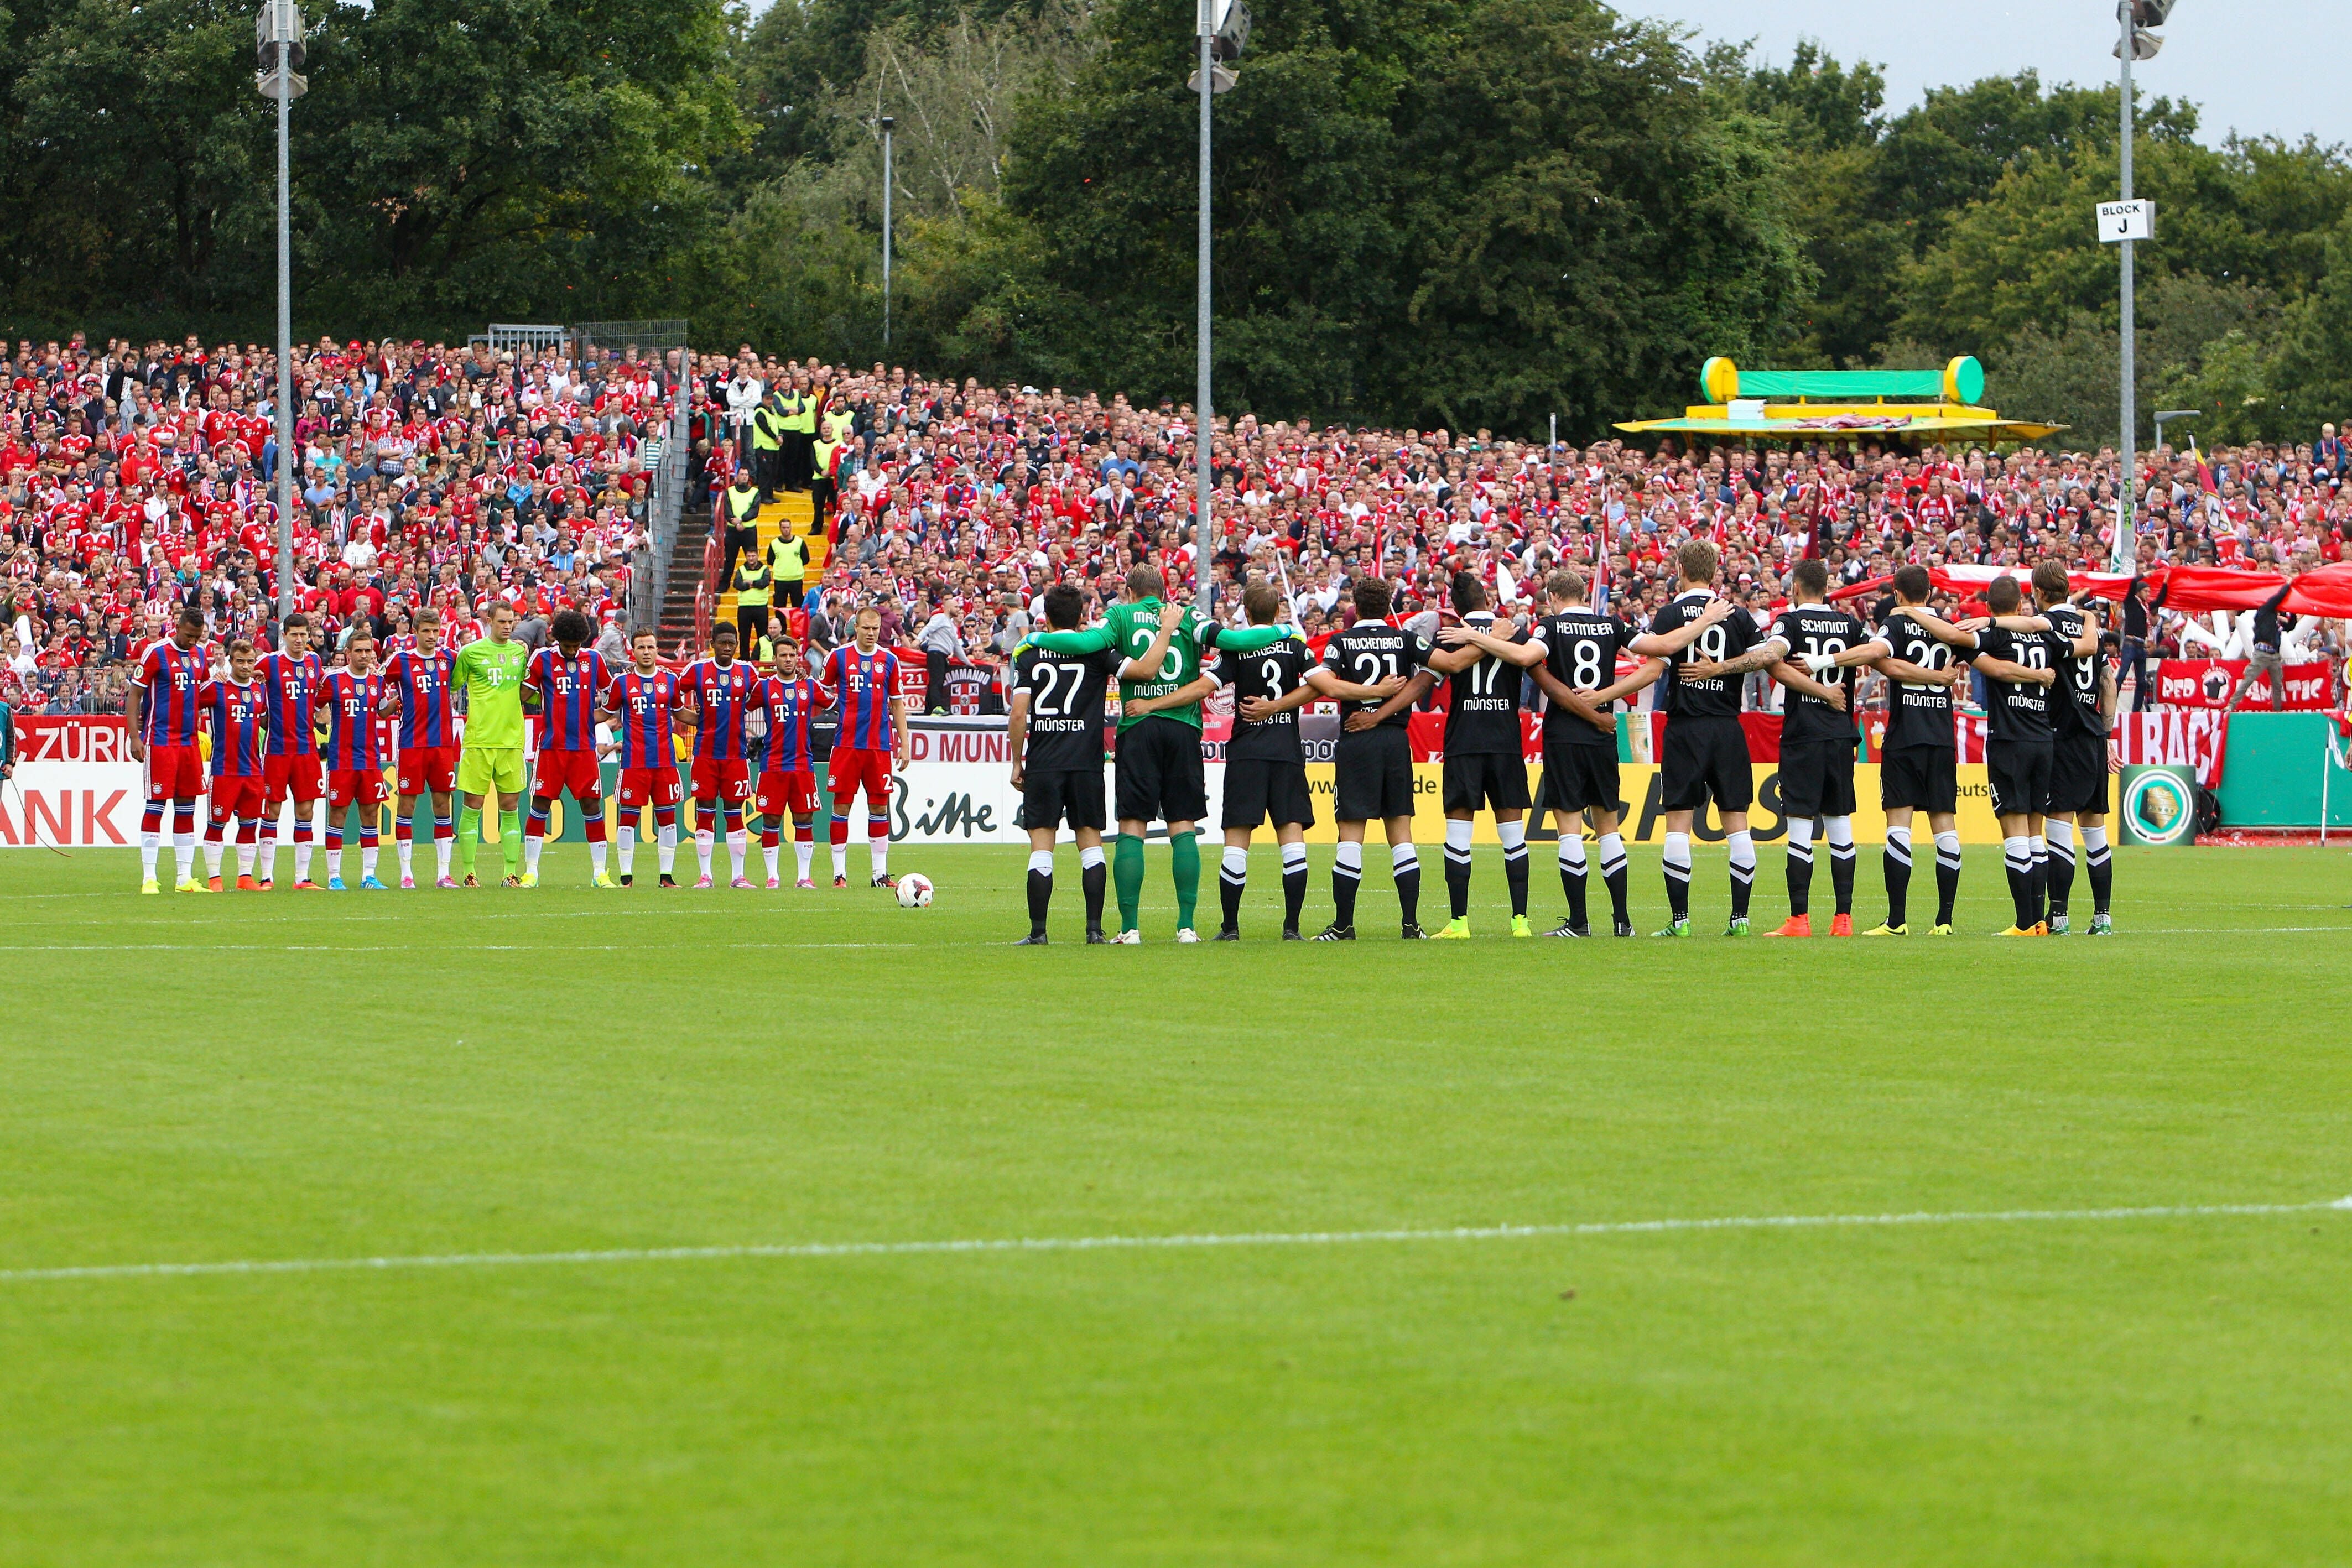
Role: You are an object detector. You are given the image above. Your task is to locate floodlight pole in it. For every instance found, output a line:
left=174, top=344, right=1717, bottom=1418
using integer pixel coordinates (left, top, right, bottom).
left=275, top=67, right=294, bottom=619
left=2114, top=0, right=2137, bottom=572
left=1195, top=16, right=1214, bottom=621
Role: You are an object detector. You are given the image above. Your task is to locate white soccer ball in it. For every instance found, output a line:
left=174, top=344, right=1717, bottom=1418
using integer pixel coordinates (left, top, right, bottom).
left=896, top=872, right=934, bottom=908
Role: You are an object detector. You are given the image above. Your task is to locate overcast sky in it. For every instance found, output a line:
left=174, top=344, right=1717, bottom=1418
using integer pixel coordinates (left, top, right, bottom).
left=1621, top=0, right=2350, bottom=148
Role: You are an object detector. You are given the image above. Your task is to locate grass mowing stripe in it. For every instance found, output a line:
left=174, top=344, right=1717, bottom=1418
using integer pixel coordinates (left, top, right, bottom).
left=9, top=1196, right=2346, bottom=1284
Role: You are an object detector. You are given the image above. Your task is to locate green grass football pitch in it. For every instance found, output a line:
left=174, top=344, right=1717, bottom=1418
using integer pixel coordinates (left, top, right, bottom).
left=3, top=841, right=2350, bottom=1565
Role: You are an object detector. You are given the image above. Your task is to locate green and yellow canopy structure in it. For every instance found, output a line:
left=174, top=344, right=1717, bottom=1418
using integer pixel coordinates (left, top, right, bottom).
left=1614, top=356, right=2067, bottom=443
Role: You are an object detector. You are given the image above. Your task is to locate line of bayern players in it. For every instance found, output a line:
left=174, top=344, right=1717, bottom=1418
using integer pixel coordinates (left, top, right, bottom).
left=125, top=600, right=913, bottom=894
left=1002, top=541, right=2115, bottom=943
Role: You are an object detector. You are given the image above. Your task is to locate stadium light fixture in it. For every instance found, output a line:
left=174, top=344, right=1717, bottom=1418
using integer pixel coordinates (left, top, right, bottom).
left=256, top=0, right=305, bottom=618
left=2108, top=0, right=2178, bottom=573
left=1191, top=0, right=1248, bottom=617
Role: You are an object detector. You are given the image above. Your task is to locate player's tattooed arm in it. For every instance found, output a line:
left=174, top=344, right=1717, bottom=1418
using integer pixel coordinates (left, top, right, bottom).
left=1125, top=675, right=1216, bottom=718
left=1528, top=665, right=1613, bottom=732
left=1590, top=659, right=1666, bottom=709
left=1771, top=660, right=1846, bottom=710
left=1679, top=638, right=1786, bottom=683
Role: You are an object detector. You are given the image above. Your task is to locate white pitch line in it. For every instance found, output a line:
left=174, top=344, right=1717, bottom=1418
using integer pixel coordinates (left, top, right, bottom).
left=5, top=1197, right=2344, bottom=1285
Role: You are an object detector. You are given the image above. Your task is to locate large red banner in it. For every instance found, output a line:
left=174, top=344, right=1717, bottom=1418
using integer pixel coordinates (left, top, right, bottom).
left=2153, top=659, right=2330, bottom=711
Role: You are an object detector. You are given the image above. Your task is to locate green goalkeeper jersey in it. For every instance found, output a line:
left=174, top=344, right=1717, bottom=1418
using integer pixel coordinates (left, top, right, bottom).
left=452, top=635, right=531, bottom=749
left=1027, top=598, right=1294, bottom=732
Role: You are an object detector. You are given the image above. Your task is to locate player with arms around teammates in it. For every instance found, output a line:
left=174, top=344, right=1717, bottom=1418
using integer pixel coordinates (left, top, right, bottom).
left=1207, top=581, right=1403, bottom=940
left=1844, top=564, right=1971, bottom=935
left=1623, top=541, right=1748, bottom=936
left=1007, top=582, right=1122, bottom=944
left=2025, top=561, right=2117, bottom=934
left=1314, top=577, right=1439, bottom=941
left=679, top=622, right=762, bottom=888
left=1025, top=566, right=1294, bottom=942
left=1440, top=567, right=1649, bottom=936
left=1892, top=574, right=2065, bottom=935
left=256, top=612, right=327, bottom=889
left=1675, top=558, right=1870, bottom=937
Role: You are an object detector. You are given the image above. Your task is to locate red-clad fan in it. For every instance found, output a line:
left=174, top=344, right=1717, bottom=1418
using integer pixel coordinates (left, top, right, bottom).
left=818, top=607, right=908, bottom=889
left=602, top=627, right=684, bottom=888
left=752, top=640, right=834, bottom=889
left=677, top=622, right=761, bottom=888
left=256, top=613, right=327, bottom=889
left=129, top=603, right=213, bottom=894
left=519, top=609, right=615, bottom=888
left=314, top=628, right=391, bottom=889
left=198, top=637, right=269, bottom=890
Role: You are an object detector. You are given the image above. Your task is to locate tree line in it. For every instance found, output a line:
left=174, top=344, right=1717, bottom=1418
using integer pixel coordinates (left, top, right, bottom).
left=3, top=0, right=2346, bottom=444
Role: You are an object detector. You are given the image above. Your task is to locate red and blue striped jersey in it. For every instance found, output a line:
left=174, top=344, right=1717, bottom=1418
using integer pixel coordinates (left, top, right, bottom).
left=257, top=649, right=325, bottom=757
left=318, top=670, right=386, bottom=773
left=823, top=646, right=902, bottom=750
left=384, top=645, right=457, bottom=750
left=683, top=658, right=759, bottom=762
left=756, top=675, right=831, bottom=774
left=526, top=647, right=610, bottom=753
left=604, top=668, right=681, bottom=772
left=199, top=678, right=267, bottom=778
left=134, top=639, right=207, bottom=748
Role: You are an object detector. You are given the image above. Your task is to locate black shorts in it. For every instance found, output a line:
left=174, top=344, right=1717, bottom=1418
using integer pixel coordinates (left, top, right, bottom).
left=1113, top=716, right=1208, bottom=825
left=2048, top=733, right=2110, bottom=816
left=1539, top=738, right=1621, bottom=815
left=1023, top=768, right=1106, bottom=834
left=1333, top=725, right=1416, bottom=822
left=1879, top=745, right=1958, bottom=815
left=1659, top=717, right=1753, bottom=814
left=1222, top=757, right=1315, bottom=831
left=1986, top=738, right=2053, bottom=819
left=1442, top=752, right=1529, bottom=815
left=1777, top=737, right=1858, bottom=820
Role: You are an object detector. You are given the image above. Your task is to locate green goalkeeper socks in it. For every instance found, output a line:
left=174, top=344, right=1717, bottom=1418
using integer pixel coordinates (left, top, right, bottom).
left=500, top=809, right=522, bottom=876
left=1170, top=831, right=1200, bottom=931
left=456, top=804, right=481, bottom=875
left=1113, top=833, right=1145, bottom=931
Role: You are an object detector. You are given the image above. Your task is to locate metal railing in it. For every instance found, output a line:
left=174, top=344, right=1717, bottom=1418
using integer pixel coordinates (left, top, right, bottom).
left=569, top=320, right=691, bottom=636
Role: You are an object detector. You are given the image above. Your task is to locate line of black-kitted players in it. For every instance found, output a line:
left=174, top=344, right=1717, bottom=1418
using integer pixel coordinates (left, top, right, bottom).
left=1002, top=541, right=2114, bottom=942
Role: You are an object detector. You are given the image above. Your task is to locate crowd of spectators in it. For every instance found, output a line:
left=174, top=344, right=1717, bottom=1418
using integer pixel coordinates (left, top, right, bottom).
left=6, top=326, right=2348, bottom=720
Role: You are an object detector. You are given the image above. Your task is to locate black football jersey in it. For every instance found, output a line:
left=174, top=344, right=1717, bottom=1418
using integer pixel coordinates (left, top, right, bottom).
left=1439, top=612, right=1524, bottom=756
left=1649, top=592, right=1760, bottom=720
left=1874, top=609, right=1959, bottom=753
left=1013, top=643, right=1118, bottom=772
left=1527, top=607, right=1630, bottom=747
left=1320, top=621, right=1434, bottom=730
left=1770, top=605, right=1869, bottom=746
left=1210, top=632, right=1312, bottom=764
left=1973, top=625, right=2061, bottom=743
left=2042, top=603, right=2107, bottom=739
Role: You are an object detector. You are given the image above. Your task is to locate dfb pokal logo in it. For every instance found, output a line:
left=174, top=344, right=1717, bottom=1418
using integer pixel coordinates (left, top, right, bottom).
left=2125, top=770, right=2194, bottom=846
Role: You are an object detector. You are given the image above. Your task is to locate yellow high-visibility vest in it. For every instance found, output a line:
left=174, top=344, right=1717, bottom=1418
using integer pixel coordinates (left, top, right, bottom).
left=767, top=534, right=808, bottom=583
